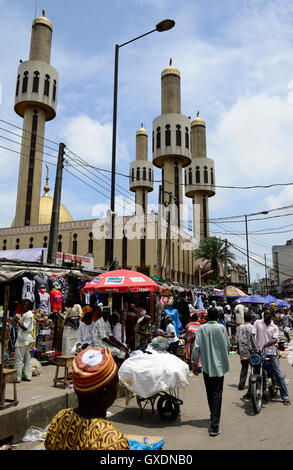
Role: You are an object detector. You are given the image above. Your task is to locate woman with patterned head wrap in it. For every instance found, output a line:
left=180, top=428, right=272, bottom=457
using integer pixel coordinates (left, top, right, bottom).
left=44, top=348, right=129, bottom=450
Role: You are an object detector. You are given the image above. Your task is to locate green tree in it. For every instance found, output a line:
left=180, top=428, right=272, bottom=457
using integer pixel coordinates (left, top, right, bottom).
left=193, top=237, right=236, bottom=280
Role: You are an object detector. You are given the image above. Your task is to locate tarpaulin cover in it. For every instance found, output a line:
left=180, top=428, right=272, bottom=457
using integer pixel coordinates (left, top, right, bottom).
left=119, top=348, right=190, bottom=398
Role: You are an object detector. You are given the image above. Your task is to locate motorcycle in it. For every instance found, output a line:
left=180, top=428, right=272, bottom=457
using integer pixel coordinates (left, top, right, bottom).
left=249, top=348, right=279, bottom=414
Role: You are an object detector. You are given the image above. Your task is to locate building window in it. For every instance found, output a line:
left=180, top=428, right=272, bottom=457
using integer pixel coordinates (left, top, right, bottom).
left=143, top=167, right=147, bottom=181
left=29, top=237, right=34, bottom=249
left=165, top=124, right=171, bottom=146
left=176, top=125, right=181, bottom=146
left=2, top=239, right=7, bottom=250
left=22, top=71, right=29, bottom=93
left=53, top=80, right=57, bottom=101
left=16, top=75, right=20, bottom=96
left=152, top=131, right=154, bottom=152
left=32, top=71, right=40, bottom=93
left=44, top=74, right=50, bottom=96
left=16, top=238, right=20, bottom=250
left=211, top=168, right=214, bottom=185
left=88, top=232, right=94, bottom=254
left=184, top=170, right=187, bottom=186
left=122, top=230, right=127, bottom=268
left=131, top=168, right=134, bottom=182
left=185, top=127, right=189, bottom=148
left=136, top=167, right=140, bottom=182
left=204, top=166, right=208, bottom=184
left=73, top=233, right=78, bottom=255
left=189, top=168, right=192, bottom=185
left=58, top=234, right=62, bottom=253
left=156, top=127, right=161, bottom=149
left=196, top=166, right=200, bottom=183
left=149, top=168, right=152, bottom=182
left=43, top=236, right=48, bottom=248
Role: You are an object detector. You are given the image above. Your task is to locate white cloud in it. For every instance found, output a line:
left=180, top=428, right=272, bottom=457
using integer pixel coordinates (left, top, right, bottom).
left=264, top=186, right=293, bottom=210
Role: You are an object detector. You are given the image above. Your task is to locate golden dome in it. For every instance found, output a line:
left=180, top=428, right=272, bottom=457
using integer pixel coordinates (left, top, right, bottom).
left=33, top=9, right=53, bottom=30
left=136, top=122, right=148, bottom=137
left=191, top=111, right=206, bottom=127
left=161, top=58, right=181, bottom=79
left=39, top=166, right=72, bottom=225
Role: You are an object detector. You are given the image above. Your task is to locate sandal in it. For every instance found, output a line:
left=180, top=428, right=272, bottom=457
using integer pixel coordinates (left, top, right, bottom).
left=283, top=399, right=291, bottom=405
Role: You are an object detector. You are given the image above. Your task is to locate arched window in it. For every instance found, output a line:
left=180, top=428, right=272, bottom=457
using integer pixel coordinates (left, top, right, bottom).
left=211, top=168, right=214, bottom=185
left=176, top=125, right=181, bottom=146
left=88, top=232, right=93, bottom=254
left=16, top=238, right=20, bottom=250
left=189, top=168, right=192, bottom=185
left=22, top=71, right=29, bottom=93
left=131, top=168, right=134, bottom=182
left=53, top=80, right=57, bottom=101
left=136, top=167, right=140, bottom=182
left=16, top=75, right=20, bottom=96
left=148, top=168, right=152, bottom=182
left=2, top=239, right=7, bottom=251
left=184, top=170, right=187, bottom=186
left=29, top=237, right=34, bottom=249
left=204, top=166, right=208, bottom=184
left=44, top=74, right=50, bottom=96
left=58, top=235, right=62, bottom=253
left=32, top=71, right=40, bottom=93
left=152, top=131, right=154, bottom=152
left=185, top=127, right=189, bottom=148
left=165, top=124, right=171, bottom=146
left=196, top=166, right=200, bottom=184
left=143, top=167, right=146, bottom=181
left=156, top=127, right=161, bottom=149
left=43, top=236, right=48, bottom=248
left=73, top=233, right=78, bottom=255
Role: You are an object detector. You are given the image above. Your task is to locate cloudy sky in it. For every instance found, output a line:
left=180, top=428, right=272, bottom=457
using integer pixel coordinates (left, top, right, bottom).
left=1, top=0, right=293, bottom=283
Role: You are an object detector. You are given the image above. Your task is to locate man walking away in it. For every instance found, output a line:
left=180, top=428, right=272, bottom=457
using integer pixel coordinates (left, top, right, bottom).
left=251, top=309, right=290, bottom=406
left=191, top=307, right=230, bottom=437
left=236, top=312, right=253, bottom=398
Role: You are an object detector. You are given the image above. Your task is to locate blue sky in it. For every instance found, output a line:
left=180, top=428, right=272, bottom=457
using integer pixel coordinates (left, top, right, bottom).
left=1, top=0, right=293, bottom=283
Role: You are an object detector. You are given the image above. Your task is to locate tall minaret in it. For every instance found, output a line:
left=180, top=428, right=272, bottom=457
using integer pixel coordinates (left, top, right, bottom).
left=129, top=124, right=154, bottom=214
left=13, top=10, right=58, bottom=227
left=152, top=59, right=191, bottom=227
left=185, top=112, right=215, bottom=240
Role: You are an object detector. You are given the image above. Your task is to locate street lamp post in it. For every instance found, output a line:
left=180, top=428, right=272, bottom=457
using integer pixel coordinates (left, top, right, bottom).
left=108, top=19, right=175, bottom=269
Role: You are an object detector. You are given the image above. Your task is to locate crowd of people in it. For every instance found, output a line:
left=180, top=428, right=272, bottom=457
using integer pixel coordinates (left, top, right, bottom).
left=13, top=290, right=292, bottom=448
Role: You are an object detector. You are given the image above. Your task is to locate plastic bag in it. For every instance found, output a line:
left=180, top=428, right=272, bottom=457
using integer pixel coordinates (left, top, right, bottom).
left=128, top=439, right=164, bottom=450
left=22, top=425, right=48, bottom=442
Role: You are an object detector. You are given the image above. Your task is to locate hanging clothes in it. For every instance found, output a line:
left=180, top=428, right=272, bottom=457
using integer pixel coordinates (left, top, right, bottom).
left=22, top=277, right=35, bottom=303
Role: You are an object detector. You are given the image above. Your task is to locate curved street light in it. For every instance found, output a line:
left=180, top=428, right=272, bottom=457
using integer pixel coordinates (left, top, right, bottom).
left=108, top=19, right=175, bottom=268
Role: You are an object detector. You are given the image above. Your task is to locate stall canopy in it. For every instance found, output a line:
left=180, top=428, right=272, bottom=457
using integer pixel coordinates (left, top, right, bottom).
left=275, top=299, right=291, bottom=307
left=234, top=294, right=270, bottom=304
left=264, top=295, right=277, bottom=303
left=82, top=269, right=162, bottom=294
left=214, top=286, right=247, bottom=298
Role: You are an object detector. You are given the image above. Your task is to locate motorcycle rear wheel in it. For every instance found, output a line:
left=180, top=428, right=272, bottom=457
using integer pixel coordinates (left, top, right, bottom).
left=251, top=376, right=263, bottom=414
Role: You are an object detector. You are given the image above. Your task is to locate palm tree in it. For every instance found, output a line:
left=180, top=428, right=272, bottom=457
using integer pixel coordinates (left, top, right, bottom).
left=193, top=237, right=236, bottom=280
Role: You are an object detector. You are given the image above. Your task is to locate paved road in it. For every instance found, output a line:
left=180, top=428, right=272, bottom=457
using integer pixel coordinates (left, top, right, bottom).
left=12, top=349, right=293, bottom=451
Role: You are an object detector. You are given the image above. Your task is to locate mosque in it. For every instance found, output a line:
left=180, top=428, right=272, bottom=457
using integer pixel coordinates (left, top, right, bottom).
left=0, top=11, right=217, bottom=284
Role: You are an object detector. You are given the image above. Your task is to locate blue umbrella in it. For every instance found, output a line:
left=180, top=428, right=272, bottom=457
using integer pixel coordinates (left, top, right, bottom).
left=234, top=295, right=271, bottom=304
left=275, top=299, right=290, bottom=307
left=264, top=295, right=277, bottom=303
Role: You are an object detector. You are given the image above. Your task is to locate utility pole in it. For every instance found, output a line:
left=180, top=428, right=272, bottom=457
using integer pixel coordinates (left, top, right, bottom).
left=245, top=215, right=250, bottom=289
left=275, top=251, right=280, bottom=295
left=47, top=143, right=65, bottom=265
left=223, top=239, right=228, bottom=303
left=156, top=185, right=162, bottom=279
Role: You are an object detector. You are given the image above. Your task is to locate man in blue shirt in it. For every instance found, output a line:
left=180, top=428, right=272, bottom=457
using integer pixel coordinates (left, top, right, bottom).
left=191, top=307, right=231, bottom=437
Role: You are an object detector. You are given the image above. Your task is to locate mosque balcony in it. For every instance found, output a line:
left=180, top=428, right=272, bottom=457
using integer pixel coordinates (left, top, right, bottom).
left=152, top=114, right=191, bottom=168
left=184, top=158, right=216, bottom=198
left=14, top=60, right=58, bottom=121
left=129, top=160, right=154, bottom=192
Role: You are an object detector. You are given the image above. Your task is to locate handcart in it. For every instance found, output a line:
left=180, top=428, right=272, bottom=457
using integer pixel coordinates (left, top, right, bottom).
left=120, top=382, right=184, bottom=421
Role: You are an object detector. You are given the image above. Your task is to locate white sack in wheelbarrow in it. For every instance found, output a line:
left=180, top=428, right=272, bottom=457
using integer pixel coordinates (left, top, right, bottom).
left=118, top=350, right=190, bottom=399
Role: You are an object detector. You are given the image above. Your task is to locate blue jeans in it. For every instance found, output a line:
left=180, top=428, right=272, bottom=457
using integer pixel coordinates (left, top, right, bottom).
left=269, top=355, right=289, bottom=400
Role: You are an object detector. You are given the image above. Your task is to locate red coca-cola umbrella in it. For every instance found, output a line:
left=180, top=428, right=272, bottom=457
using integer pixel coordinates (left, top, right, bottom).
left=82, top=269, right=162, bottom=294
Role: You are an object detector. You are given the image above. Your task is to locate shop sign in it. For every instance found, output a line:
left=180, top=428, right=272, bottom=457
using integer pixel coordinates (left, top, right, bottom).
left=56, top=252, right=94, bottom=270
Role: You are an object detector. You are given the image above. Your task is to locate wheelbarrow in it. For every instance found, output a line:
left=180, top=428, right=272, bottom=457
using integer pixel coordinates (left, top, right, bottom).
left=122, top=384, right=183, bottom=421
